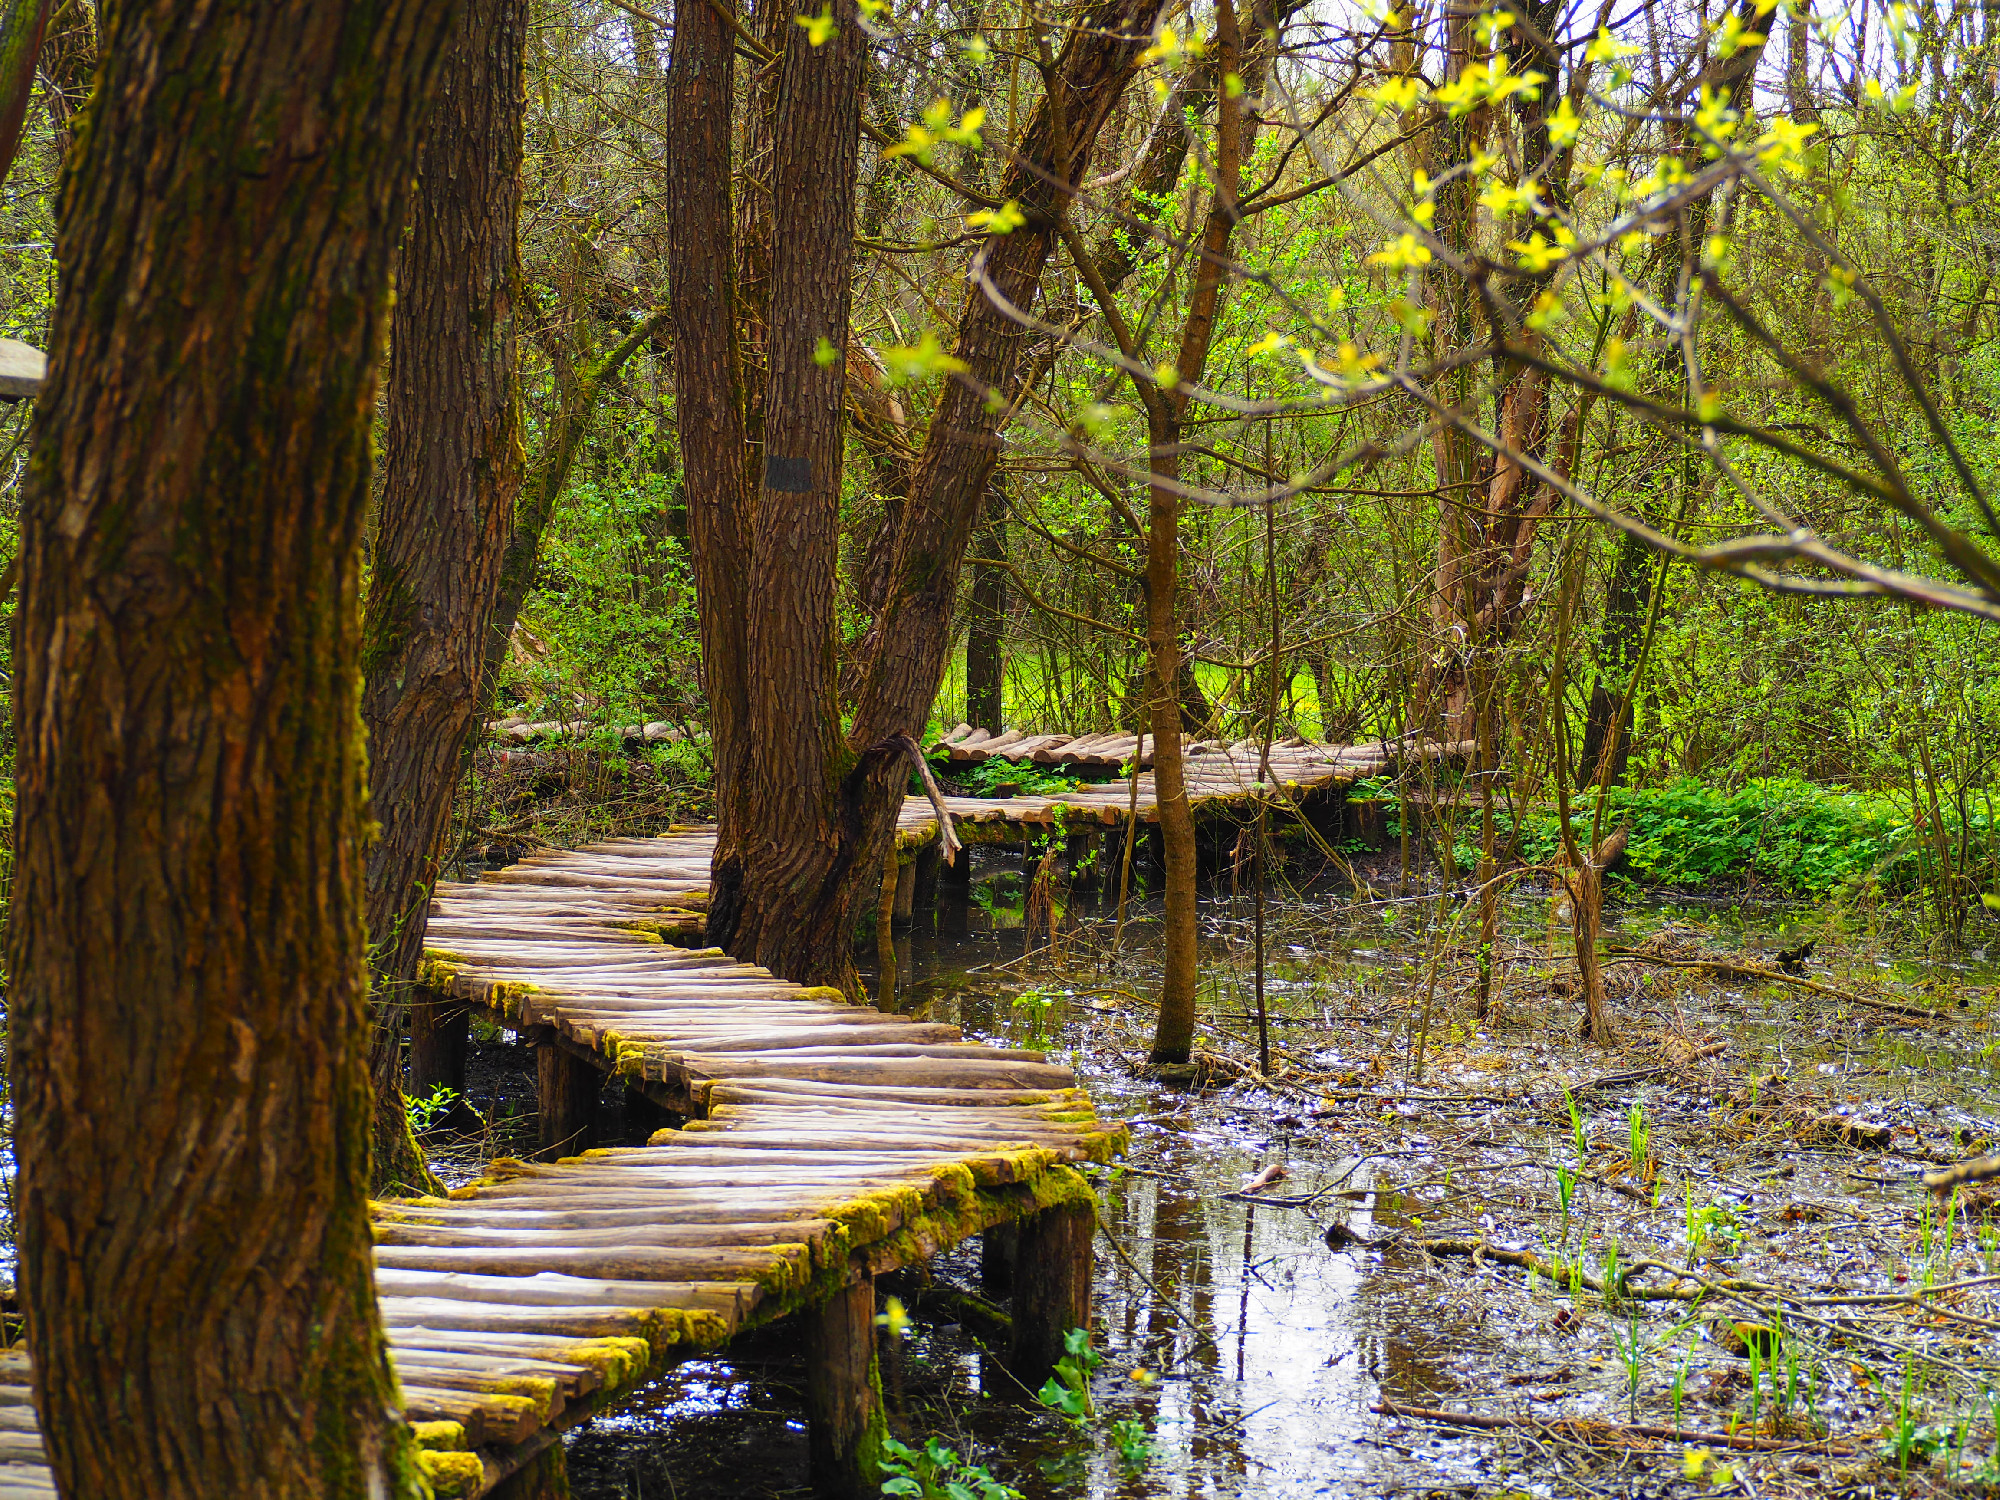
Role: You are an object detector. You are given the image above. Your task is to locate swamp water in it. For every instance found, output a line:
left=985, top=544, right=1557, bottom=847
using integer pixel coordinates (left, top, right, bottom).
left=429, top=860, right=2000, bottom=1499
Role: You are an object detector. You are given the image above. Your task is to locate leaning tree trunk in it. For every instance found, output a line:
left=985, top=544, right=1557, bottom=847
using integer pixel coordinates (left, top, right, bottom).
left=362, top=0, right=528, bottom=1195
left=0, top=0, right=52, bottom=179
left=9, top=0, right=446, bottom=1489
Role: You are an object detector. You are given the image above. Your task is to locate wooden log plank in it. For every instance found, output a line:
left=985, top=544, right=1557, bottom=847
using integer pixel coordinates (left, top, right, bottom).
left=374, top=1269, right=760, bottom=1313
left=375, top=1243, right=807, bottom=1283
left=376, top=1220, right=834, bottom=1252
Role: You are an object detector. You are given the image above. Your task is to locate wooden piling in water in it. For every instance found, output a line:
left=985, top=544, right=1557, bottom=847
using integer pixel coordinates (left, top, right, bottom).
left=805, top=1277, right=887, bottom=1499
left=488, top=1441, right=570, bottom=1499
left=980, top=1221, right=1017, bottom=1295
left=410, top=985, right=469, bottom=1097
left=1006, top=1204, right=1094, bottom=1393
left=534, top=1028, right=598, bottom=1159
left=892, top=858, right=916, bottom=925
left=912, top=843, right=942, bottom=912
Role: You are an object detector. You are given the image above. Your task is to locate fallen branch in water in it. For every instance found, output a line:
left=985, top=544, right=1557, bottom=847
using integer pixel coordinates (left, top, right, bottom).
left=1371, top=1399, right=1857, bottom=1456
left=1925, top=1155, right=2000, bottom=1193
left=1603, top=949, right=1939, bottom=1021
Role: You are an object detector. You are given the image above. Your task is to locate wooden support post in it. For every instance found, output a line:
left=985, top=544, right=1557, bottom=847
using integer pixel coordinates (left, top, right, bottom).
left=409, top=986, right=468, bottom=1097
left=535, top=1029, right=598, bottom=1160
left=488, top=1441, right=569, bottom=1499
left=623, top=1078, right=675, bottom=1143
left=892, top=857, right=916, bottom=926
left=980, top=1222, right=1017, bottom=1295
left=1005, top=1204, right=1094, bottom=1394
left=942, top=845, right=972, bottom=893
left=805, top=1277, right=886, bottom=1499
left=912, top=843, right=942, bottom=913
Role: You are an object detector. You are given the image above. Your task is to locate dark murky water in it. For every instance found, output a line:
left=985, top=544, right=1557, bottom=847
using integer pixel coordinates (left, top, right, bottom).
left=527, top=852, right=2000, bottom=1497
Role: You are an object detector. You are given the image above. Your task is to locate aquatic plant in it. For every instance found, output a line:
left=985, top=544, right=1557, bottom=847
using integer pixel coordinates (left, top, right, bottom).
left=878, top=1436, right=1021, bottom=1500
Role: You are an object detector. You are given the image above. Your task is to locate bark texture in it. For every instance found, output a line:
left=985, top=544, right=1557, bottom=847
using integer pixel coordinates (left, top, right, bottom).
left=363, top=0, right=527, bottom=1195
left=9, top=0, right=448, bottom=1489
left=820, top=0, right=1165, bottom=978
left=663, top=0, right=759, bottom=951
left=732, top=0, right=869, bottom=978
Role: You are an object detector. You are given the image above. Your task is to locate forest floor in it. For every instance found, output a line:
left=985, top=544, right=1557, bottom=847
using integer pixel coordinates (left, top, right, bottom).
left=416, top=849, right=2000, bottom=1499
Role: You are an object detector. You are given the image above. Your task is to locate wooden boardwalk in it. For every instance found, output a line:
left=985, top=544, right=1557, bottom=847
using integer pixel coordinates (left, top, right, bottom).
left=0, top=822, right=1121, bottom=1499
left=0, top=732, right=1436, bottom=1498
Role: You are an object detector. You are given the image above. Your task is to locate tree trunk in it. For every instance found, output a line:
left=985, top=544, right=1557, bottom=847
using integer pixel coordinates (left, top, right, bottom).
left=1145, top=0, right=1257, bottom=1064
left=965, top=477, right=1007, bottom=733
left=664, top=0, right=754, bottom=948
left=10, top=0, right=446, bottom=1488
left=686, top=0, right=1164, bottom=987
left=728, top=0, right=868, bottom=983
left=1143, top=409, right=1202, bottom=1062
left=1576, top=528, right=1655, bottom=787
left=0, top=0, right=52, bottom=180
left=362, top=0, right=527, bottom=1195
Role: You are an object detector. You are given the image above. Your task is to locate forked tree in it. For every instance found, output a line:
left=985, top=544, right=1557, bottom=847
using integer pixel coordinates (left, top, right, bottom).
left=9, top=0, right=448, bottom=1489
left=669, top=0, right=1166, bottom=987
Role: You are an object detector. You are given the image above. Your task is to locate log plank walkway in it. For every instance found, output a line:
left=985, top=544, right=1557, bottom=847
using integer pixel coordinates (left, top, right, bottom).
left=0, top=733, right=1442, bottom=1498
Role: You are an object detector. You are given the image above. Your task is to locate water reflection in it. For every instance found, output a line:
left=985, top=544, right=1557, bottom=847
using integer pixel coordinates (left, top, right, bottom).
left=564, top=868, right=2000, bottom=1499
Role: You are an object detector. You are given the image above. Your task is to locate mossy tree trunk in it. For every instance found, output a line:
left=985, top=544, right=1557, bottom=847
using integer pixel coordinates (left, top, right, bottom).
left=9, top=0, right=447, bottom=1491
left=362, top=0, right=528, bottom=1196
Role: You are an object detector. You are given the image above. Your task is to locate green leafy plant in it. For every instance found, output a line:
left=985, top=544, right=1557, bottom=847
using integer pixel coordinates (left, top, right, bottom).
left=879, top=1436, right=1021, bottom=1500
left=1036, top=1327, right=1099, bottom=1424
left=1565, top=1089, right=1589, bottom=1167
left=1105, top=1417, right=1156, bottom=1474
left=945, top=756, right=1091, bottom=799
left=405, top=1083, right=464, bottom=1134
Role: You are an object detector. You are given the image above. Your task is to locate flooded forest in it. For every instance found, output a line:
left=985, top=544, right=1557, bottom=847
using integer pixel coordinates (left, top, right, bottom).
left=4, top=0, right=2000, bottom=1496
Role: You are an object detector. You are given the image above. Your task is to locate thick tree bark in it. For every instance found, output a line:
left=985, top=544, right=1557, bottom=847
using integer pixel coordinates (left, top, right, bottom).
left=731, top=0, right=868, bottom=980
left=965, top=478, right=1007, bottom=732
left=663, top=0, right=754, bottom=948
left=363, top=0, right=527, bottom=1195
left=9, top=0, right=447, bottom=1490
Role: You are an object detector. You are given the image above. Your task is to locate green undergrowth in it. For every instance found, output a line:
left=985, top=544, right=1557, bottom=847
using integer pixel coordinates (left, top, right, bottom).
left=925, top=754, right=1117, bottom=799
left=1358, top=776, right=2000, bottom=900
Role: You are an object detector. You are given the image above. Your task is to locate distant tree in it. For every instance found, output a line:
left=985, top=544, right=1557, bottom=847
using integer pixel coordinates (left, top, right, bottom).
left=9, top=0, right=447, bottom=1491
